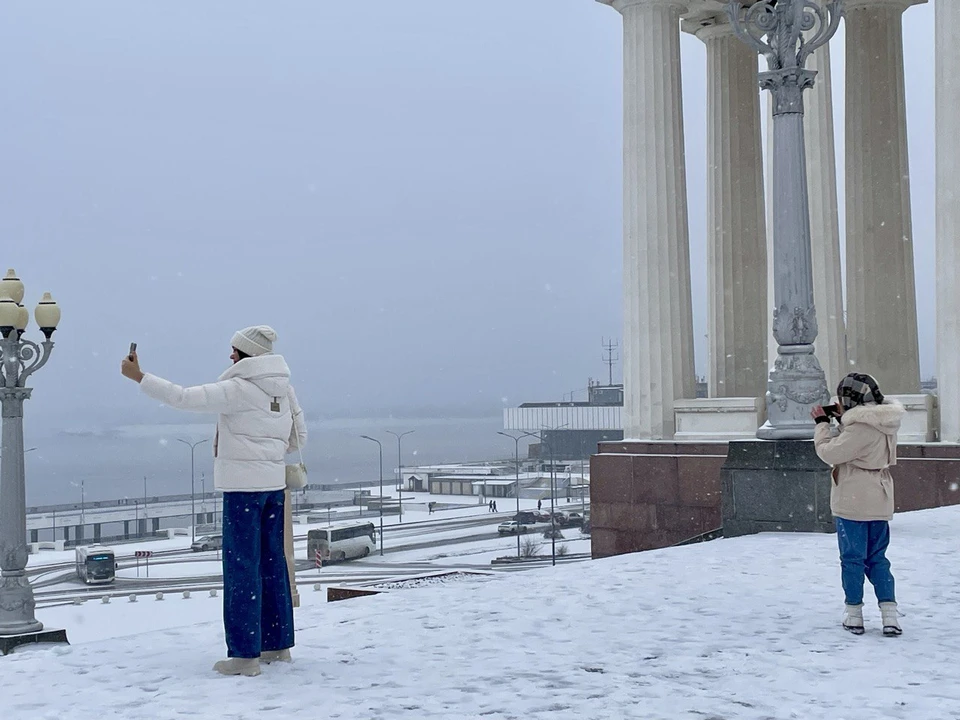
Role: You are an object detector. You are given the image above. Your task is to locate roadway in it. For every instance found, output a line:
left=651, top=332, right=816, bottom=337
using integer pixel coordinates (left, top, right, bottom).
left=29, top=503, right=591, bottom=606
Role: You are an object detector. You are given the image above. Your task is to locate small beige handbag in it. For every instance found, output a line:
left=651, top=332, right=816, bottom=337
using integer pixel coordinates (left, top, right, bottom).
left=285, top=415, right=307, bottom=490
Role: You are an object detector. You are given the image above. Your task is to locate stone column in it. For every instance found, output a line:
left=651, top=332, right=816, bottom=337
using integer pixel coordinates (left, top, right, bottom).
left=937, top=0, right=960, bottom=442
left=601, top=0, right=696, bottom=439
left=697, top=19, right=767, bottom=399
left=765, top=93, right=776, bottom=371
left=845, top=0, right=921, bottom=393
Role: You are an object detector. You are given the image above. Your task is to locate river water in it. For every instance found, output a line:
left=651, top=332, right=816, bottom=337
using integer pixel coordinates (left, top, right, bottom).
left=22, top=416, right=508, bottom=506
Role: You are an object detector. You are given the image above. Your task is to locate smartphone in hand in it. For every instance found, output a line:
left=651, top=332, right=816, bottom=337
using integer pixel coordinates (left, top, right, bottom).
left=128, top=342, right=137, bottom=360
left=823, top=403, right=842, bottom=419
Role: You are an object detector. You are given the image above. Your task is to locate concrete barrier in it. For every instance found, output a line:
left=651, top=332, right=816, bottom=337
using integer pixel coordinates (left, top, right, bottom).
left=28, top=540, right=66, bottom=554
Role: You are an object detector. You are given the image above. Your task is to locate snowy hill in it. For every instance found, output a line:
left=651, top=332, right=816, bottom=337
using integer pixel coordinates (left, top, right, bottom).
left=4, top=506, right=960, bottom=720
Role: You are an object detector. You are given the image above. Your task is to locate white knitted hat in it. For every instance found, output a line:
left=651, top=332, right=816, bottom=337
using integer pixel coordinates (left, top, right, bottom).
left=231, top=325, right=277, bottom=357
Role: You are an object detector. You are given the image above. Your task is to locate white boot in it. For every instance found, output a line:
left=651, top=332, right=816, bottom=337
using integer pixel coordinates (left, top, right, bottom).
left=842, top=604, right=865, bottom=635
left=259, top=649, right=292, bottom=664
left=880, top=602, right=902, bottom=636
left=213, top=657, right=261, bottom=677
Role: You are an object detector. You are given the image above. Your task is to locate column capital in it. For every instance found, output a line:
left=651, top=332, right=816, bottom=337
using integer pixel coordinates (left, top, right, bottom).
left=845, top=0, right=925, bottom=12
left=597, top=0, right=689, bottom=14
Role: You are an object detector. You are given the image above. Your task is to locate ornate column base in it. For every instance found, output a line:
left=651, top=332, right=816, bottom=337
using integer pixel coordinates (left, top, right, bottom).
left=0, top=571, right=42, bottom=636
left=758, top=345, right=830, bottom=440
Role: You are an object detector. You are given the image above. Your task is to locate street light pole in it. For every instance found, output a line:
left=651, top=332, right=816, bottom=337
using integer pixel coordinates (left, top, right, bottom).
left=549, top=440, right=556, bottom=565
left=726, top=0, right=842, bottom=439
left=178, top=438, right=210, bottom=543
left=0, top=269, right=63, bottom=644
left=521, top=425, right=567, bottom=567
left=497, top=432, right=526, bottom=558
left=361, top=436, right=384, bottom=556
left=386, top=430, right=414, bottom=525
left=69, top=478, right=85, bottom=541
left=143, top=475, right=148, bottom=537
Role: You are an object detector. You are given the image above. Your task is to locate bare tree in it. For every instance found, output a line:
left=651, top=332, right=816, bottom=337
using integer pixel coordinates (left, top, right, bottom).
left=521, top=535, right=541, bottom=558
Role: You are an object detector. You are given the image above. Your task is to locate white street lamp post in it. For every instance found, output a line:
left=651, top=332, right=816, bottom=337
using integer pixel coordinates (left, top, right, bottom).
left=0, top=269, right=64, bottom=650
left=726, top=0, right=843, bottom=438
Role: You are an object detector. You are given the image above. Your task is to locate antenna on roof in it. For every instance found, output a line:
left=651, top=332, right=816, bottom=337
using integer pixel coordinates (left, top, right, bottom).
left=601, top=338, right=619, bottom=387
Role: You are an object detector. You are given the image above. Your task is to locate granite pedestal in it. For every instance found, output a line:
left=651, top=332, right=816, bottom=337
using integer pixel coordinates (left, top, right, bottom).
left=0, top=628, right=69, bottom=656
left=721, top=440, right=834, bottom=537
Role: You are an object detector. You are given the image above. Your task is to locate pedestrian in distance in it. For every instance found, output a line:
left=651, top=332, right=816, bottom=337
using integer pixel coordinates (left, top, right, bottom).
left=121, top=325, right=308, bottom=676
left=537, top=499, right=542, bottom=512
left=811, top=372, right=904, bottom=637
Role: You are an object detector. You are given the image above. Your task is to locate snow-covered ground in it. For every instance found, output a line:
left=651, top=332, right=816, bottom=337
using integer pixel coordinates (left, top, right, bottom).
left=7, top=505, right=958, bottom=719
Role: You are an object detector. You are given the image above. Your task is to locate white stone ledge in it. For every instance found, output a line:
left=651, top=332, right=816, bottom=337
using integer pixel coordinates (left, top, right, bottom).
left=674, top=397, right=765, bottom=441
left=889, top=394, right=938, bottom=443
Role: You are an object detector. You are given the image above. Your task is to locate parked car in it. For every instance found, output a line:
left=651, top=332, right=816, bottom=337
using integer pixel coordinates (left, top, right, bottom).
left=533, top=511, right=553, bottom=523
left=513, top=511, right=538, bottom=525
left=564, top=512, right=585, bottom=527
left=191, top=534, right=223, bottom=552
left=498, top=521, right=527, bottom=536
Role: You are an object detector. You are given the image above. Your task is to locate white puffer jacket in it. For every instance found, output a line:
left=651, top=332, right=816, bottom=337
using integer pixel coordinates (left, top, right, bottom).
left=139, top=354, right=308, bottom=492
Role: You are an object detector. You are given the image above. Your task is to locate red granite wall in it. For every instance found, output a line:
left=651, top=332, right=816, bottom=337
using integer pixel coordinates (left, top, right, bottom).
left=892, top=445, right=960, bottom=511
left=590, top=442, right=726, bottom=559
left=590, top=441, right=960, bottom=559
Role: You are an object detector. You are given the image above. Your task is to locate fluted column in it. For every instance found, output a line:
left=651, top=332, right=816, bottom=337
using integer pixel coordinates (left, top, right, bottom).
left=697, top=20, right=767, bottom=398
left=766, top=93, right=776, bottom=371
left=600, top=0, right=695, bottom=439
left=845, top=0, right=921, bottom=393
left=937, top=0, right=960, bottom=442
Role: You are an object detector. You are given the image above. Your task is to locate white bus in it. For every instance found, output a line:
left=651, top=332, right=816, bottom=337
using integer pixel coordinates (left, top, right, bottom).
left=308, top=522, right=376, bottom=565
left=75, top=546, right=117, bottom=585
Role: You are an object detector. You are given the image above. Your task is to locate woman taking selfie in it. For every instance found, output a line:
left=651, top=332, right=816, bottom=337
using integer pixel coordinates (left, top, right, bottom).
left=121, top=325, right=307, bottom=676
left=811, top=373, right=904, bottom=637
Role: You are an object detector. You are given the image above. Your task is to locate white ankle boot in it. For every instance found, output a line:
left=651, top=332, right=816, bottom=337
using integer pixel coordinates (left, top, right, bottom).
left=842, top=604, right=865, bottom=635
left=880, top=602, right=902, bottom=636
left=260, top=649, right=292, bottom=664
left=213, top=657, right=261, bottom=677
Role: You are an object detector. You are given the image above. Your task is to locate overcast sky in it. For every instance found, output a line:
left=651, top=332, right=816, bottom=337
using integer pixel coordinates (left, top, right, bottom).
left=0, top=0, right=937, bottom=432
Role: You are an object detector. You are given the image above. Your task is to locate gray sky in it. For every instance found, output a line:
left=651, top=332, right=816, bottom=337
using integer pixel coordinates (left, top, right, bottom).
left=0, top=1, right=936, bottom=432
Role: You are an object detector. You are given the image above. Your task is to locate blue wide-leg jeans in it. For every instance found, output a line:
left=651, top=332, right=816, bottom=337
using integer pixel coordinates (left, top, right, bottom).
left=835, top=517, right=896, bottom=606
left=222, top=489, right=294, bottom=658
